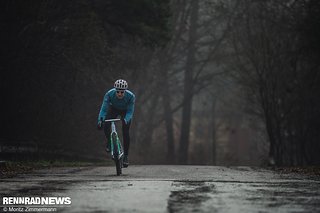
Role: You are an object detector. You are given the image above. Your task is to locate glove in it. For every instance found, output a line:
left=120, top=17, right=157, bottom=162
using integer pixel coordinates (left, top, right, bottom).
left=123, top=118, right=129, bottom=125
left=97, top=118, right=103, bottom=130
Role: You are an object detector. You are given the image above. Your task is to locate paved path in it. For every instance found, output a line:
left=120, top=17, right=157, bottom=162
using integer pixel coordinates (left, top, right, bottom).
left=1, top=166, right=320, bottom=212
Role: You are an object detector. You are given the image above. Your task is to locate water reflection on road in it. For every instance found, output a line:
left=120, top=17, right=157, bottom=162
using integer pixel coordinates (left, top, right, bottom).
left=1, top=166, right=320, bottom=212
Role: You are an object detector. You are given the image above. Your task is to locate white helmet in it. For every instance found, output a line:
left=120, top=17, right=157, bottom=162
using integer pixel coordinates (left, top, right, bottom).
left=114, top=79, right=128, bottom=90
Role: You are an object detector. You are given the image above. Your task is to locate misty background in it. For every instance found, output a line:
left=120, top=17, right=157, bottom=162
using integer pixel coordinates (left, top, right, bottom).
left=1, top=0, right=320, bottom=166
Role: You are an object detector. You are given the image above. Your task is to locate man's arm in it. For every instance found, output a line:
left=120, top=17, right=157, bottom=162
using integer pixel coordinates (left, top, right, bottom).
left=124, top=94, right=135, bottom=123
left=98, top=93, right=110, bottom=123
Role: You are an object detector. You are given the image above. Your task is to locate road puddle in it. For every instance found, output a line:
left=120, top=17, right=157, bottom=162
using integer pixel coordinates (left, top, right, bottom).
left=167, top=181, right=215, bottom=212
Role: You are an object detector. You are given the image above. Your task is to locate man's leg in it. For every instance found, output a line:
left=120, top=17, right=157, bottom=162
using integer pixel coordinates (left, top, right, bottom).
left=122, top=119, right=131, bottom=167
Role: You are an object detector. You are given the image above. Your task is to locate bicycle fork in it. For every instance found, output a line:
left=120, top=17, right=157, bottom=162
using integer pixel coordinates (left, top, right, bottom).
left=110, top=122, right=123, bottom=160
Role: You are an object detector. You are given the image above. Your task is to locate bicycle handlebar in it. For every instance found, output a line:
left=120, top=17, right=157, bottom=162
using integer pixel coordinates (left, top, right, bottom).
left=104, top=118, right=121, bottom=122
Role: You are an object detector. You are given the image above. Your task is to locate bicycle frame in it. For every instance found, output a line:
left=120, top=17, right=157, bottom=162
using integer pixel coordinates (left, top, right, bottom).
left=110, top=127, right=123, bottom=160
left=105, top=118, right=123, bottom=175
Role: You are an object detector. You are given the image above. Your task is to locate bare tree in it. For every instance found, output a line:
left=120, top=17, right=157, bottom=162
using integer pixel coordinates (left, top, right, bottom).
left=227, top=0, right=320, bottom=165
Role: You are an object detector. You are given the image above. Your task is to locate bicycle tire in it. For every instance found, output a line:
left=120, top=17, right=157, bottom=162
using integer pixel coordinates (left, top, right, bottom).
left=112, top=135, right=122, bottom=176
left=115, top=158, right=122, bottom=176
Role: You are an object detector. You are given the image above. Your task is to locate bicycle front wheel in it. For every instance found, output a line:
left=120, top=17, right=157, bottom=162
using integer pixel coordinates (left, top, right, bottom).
left=112, top=136, right=122, bottom=176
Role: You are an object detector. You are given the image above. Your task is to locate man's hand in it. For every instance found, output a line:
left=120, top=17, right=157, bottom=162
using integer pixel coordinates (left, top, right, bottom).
left=123, top=118, right=129, bottom=125
left=97, top=119, right=103, bottom=130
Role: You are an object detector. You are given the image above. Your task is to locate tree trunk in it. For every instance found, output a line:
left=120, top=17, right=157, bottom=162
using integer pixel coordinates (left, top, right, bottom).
left=163, top=90, right=175, bottom=163
left=211, top=99, right=217, bottom=165
left=140, top=94, right=160, bottom=162
left=159, top=52, right=175, bottom=164
left=178, top=0, right=199, bottom=164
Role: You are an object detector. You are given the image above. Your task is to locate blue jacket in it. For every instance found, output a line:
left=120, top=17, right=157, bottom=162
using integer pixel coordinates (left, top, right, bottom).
left=98, top=88, right=135, bottom=123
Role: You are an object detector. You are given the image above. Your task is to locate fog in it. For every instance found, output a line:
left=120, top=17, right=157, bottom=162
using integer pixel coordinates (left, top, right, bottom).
left=1, top=0, right=320, bottom=166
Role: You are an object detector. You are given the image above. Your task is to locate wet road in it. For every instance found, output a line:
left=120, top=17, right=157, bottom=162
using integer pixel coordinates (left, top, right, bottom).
left=1, top=165, right=320, bottom=212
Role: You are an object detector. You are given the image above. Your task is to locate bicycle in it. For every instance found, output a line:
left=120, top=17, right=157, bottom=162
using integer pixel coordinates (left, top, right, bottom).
left=104, top=118, right=124, bottom=176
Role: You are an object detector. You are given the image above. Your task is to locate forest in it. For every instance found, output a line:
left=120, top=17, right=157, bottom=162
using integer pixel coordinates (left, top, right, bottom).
left=1, top=0, right=320, bottom=166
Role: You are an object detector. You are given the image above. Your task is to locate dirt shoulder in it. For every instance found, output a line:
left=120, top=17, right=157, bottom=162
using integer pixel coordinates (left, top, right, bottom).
left=273, top=166, right=320, bottom=177
left=0, top=160, right=108, bottom=178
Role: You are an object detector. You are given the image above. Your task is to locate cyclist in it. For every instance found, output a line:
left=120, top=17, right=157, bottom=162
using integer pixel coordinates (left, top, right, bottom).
left=97, top=79, right=135, bottom=167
